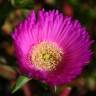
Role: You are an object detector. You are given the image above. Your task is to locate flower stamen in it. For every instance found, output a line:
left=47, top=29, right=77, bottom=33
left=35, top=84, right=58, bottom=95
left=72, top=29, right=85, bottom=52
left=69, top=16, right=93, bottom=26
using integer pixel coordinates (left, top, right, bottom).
left=30, top=41, right=63, bottom=71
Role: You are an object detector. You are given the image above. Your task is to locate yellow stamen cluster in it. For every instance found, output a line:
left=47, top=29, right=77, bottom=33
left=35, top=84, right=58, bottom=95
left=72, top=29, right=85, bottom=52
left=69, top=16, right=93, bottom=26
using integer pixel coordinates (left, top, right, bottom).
left=31, top=41, right=63, bottom=71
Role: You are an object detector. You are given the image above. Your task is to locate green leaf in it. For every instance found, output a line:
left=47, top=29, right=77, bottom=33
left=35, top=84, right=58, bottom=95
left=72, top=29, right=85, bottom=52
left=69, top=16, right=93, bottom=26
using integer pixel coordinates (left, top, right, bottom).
left=12, top=75, right=30, bottom=93
left=10, top=0, right=34, bottom=8
left=67, top=0, right=79, bottom=5
left=0, top=63, right=16, bottom=80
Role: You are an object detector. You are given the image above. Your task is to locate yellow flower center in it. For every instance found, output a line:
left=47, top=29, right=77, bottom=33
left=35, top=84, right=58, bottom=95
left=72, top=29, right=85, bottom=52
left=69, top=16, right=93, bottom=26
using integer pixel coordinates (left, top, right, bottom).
left=31, top=41, right=63, bottom=71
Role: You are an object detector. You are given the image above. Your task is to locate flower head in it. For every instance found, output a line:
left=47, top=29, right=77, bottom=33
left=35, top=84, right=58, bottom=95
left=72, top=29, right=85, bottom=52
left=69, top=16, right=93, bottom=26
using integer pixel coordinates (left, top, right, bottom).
left=12, top=9, right=92, bottom=85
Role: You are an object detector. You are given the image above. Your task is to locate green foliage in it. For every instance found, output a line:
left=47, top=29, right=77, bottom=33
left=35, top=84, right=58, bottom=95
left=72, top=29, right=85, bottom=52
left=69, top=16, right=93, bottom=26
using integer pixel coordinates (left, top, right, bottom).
left=12, top=76, right=30, bottom=93
left=10, top=0, right=34, bottom=8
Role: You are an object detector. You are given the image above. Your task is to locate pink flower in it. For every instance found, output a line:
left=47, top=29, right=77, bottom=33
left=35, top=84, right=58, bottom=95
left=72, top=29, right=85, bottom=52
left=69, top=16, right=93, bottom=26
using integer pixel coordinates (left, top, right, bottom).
left=12, top=9, right=92, bottom=85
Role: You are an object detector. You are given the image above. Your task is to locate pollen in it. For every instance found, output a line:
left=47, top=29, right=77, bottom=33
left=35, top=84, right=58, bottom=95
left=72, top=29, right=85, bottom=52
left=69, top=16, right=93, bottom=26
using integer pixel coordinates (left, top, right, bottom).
left=30, top=41, right=63, bottom=71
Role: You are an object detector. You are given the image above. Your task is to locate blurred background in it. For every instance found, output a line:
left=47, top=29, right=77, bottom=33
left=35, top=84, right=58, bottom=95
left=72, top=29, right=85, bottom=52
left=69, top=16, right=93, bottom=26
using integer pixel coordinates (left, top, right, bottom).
left=0, top=0, right=96, bottom=96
